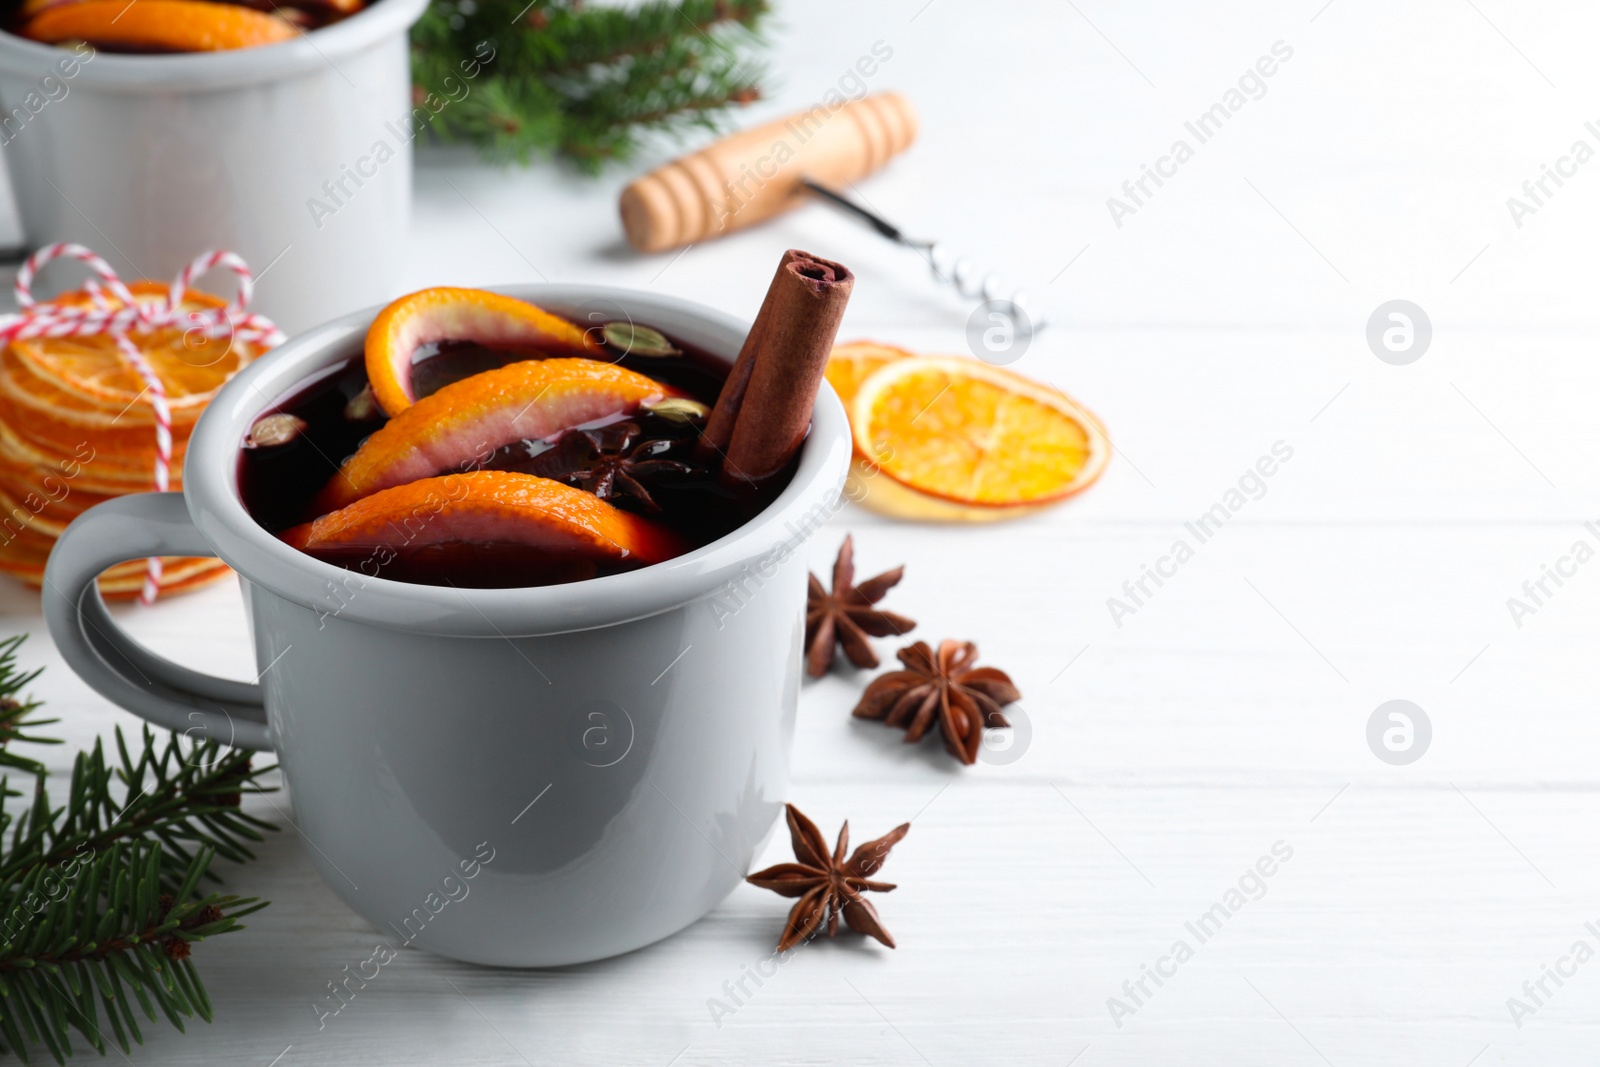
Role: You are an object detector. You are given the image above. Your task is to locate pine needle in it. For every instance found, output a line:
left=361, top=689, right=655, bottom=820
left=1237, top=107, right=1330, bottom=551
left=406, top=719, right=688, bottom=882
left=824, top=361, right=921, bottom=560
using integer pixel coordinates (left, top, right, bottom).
left=412, top=0, right=769, bottom=172
left=0, top=637, right=275, bottom=1064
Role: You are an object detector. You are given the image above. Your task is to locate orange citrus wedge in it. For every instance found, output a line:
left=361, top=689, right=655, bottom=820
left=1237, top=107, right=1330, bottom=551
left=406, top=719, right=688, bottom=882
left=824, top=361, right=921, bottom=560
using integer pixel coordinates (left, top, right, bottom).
left=825, top=341, right=913, bottom=413
left=366, top=288, right=601, bottom=417
left=850, top=356, right=1109, bottom=522
left=23, top=0, right=299, bottom=51
left=284, top=470, right=687, bottom=565
left=18, top=0, right=78, bottom=18
left=313, top=358, right=679, bottom=513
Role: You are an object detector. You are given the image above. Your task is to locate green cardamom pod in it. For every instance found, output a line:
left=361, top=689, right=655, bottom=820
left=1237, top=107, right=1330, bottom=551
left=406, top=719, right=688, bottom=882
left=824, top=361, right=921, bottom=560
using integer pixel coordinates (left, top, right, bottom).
left=602, top=321, right=681, bottom=357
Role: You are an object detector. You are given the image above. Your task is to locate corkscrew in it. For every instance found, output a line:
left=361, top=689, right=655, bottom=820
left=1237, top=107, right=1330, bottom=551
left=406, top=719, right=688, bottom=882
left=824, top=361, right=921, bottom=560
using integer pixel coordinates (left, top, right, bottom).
left=618, top=92, right=1050, bottom=334
left=799, top=177, right=1046, bottom=332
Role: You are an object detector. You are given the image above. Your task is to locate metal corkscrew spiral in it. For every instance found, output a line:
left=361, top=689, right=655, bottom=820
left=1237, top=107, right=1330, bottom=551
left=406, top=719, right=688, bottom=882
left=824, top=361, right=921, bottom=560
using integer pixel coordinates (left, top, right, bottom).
left=801, top=178, right=1046, bottom=332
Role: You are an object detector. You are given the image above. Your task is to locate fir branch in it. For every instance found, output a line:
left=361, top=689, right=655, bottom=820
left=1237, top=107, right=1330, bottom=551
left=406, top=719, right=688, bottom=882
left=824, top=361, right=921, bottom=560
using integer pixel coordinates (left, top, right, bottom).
left=0, top=636, right=58, bottom=780
left=0, top=728, right=276, bottom=890
left=560, top=32, right=764, bottom=163
left=411, top=0, right=770, bottom=170
left=533, top=0, right=769, bottom=75
left=0, top=843, right=264, bottom=1064
left=0, top=637, right=275, bottom=1064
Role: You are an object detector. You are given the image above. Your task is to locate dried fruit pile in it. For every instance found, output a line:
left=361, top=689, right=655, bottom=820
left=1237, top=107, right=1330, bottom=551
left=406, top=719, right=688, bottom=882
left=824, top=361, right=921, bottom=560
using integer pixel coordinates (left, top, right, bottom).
left=826, top=341, right=1111, bottom=522
left=0, top=281, right=269, bottom=597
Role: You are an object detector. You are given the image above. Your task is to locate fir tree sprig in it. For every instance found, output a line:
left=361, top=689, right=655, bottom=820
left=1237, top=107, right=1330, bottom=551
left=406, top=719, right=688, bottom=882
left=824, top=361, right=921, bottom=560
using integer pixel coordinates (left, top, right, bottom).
left=412, top=0, right=769, bottom=171
left=0, top=636, right=59, bottom=780
left=0, top=844, right=267, bottom=1064
left=0, top=638, right=276, bottom=1064
left=0, top=727, right=276, bottom=889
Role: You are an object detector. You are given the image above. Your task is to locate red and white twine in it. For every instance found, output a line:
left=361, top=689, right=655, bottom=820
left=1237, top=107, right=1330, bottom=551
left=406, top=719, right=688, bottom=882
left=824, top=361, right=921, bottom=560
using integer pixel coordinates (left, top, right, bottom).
left=0, top=243, right=283, bottom=604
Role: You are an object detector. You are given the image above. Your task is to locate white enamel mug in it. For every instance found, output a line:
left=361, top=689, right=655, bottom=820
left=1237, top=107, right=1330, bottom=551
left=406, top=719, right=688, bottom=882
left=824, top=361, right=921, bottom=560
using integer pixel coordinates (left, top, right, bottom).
left=0, top=0, right=429, bottom=334
left=41, top=286, right=851, bottom=966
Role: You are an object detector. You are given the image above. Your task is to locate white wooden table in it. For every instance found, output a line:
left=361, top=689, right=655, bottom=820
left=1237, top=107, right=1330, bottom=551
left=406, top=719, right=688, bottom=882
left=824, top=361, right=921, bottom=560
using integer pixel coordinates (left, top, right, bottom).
left=6, top=1, right=1600, bottom=1062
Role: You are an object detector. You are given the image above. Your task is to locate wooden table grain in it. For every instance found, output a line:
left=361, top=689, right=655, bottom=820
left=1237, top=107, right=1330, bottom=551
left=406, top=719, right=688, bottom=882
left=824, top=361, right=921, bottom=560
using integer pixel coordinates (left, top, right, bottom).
left=5, top=2, right=1599, bottom=1063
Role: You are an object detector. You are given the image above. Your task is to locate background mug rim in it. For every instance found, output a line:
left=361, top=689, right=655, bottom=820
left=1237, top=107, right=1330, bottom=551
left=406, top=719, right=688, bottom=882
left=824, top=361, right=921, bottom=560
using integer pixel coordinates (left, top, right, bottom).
left=0, top=0, right=431, bottom=92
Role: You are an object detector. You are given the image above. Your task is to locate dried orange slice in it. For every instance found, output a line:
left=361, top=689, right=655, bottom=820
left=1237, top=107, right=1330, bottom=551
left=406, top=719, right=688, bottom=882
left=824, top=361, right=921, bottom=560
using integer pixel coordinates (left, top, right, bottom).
left=89, top=557, right=229, bottom=598
left=23, top=0, right=298, bottom=51
left=0, top=365, right=197, bottom=477
left=366, top=288, right=601, bottom=417
left=0, top=481, right=71, bottom=539
left=0, top=417, right=169, bottom=497
left=0, top=347, right=193, bottom=431
left=284, top=470, right=687, bottom=565
left=10, top=283, right=260, bottom=413
left=0, top=531, right=225, bottom=597
left=850, top=357, right=1109, bottom=522
left=0, top=283, right=249, bottom=602
left=825, top=341, right=912, bottom=413
left=0, top=474, right=111, bottom=531
left=314, top=359, right=680, bottom=513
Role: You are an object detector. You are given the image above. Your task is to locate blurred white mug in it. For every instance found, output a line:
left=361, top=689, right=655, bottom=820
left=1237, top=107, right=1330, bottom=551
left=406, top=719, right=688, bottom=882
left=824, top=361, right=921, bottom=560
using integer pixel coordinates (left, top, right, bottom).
left=0, top=0, right=429, bottom=334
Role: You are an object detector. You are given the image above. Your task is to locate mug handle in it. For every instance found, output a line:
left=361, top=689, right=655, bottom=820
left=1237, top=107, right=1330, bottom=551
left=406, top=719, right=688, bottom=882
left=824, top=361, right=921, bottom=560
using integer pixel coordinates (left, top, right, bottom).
left=42, top=492, right=273, bottom=751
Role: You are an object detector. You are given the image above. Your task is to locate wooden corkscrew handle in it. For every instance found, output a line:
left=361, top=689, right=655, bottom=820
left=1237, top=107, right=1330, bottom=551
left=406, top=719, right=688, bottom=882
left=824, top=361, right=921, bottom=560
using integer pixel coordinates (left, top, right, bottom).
left=619, top=92, right=918, bottom=253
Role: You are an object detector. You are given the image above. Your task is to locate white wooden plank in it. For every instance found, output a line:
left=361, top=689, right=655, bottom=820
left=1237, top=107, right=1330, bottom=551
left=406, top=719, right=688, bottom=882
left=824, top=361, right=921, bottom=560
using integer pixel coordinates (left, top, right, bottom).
left=3, top=0, right=1600, bottom=1062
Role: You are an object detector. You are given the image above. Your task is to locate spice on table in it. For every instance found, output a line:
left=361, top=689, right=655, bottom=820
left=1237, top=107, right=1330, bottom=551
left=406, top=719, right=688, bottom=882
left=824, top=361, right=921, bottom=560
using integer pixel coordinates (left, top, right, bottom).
left=746, top=803, right=909, bottom=952
left=805, top=535, right=916, bottom=677
left=852, top=639, right=1021, bottom=765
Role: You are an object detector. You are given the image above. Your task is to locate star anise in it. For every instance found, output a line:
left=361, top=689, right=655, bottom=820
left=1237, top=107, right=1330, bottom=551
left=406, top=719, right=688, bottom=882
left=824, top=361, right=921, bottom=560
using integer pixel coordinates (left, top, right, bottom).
left=853, top=639, right=1021, bottom=765
left=538, top=421, right=700, bottom=513
left=746, top=803, right=909, bottom=952
left=805, top=535, right=916, bottom=677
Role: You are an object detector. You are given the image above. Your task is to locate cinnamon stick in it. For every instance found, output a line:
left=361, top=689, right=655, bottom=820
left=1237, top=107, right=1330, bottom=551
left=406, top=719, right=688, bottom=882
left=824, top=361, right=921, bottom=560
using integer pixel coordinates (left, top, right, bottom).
left=707, top=249, right=853, bottom=483
left=697, top=250, right=799, bottom=462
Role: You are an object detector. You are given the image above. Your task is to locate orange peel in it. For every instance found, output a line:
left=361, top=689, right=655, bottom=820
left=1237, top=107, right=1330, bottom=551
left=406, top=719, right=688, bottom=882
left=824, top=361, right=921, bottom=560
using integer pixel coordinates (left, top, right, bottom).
left=285, top=470, right=687, bottom=566
left=23, top=0, right=299, bottom=51
left=313, top=358, right=680, bottom=513
left=365, top=288, right=601, bottom=417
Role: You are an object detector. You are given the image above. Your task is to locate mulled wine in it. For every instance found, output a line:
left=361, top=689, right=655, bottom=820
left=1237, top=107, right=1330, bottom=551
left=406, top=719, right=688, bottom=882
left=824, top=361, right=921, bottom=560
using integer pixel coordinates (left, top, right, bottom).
left=240, top=323, right=794, bottom=589
left=247, top=259, right=851, bottom=590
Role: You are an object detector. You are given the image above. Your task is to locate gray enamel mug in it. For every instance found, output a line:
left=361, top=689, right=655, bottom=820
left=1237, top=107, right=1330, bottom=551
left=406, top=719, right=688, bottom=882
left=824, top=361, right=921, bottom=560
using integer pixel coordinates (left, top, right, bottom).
left=0, top=0, right=429, bottom=335
left=41, top=286, right=851, bottom=966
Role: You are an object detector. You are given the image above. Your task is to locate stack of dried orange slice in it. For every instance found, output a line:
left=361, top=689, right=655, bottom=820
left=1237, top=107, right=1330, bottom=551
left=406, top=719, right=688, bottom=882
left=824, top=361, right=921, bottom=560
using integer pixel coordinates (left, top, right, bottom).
left=826, top=341, right=1110, bottom=522
left=0, top=281, right=269, bottom=597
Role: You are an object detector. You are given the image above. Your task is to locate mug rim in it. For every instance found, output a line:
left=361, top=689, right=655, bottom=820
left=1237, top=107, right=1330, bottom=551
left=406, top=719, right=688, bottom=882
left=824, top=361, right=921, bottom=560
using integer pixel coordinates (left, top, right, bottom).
left=0, top=0, right=429, bottom=91
left=185, top=284, right=852, bottom=638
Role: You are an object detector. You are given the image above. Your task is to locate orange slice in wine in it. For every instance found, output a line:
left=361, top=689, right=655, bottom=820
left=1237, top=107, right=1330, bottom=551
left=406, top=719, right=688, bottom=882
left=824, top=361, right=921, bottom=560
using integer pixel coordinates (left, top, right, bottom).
left=366, top=288, right=601, bottom=417
left=23, top=0, right=299, bottom=51
left=285, top=470, right=687, bottom=565
left=850, top=356, right=1110, bottom=522
left=314, top=358, right=679, bottom=513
